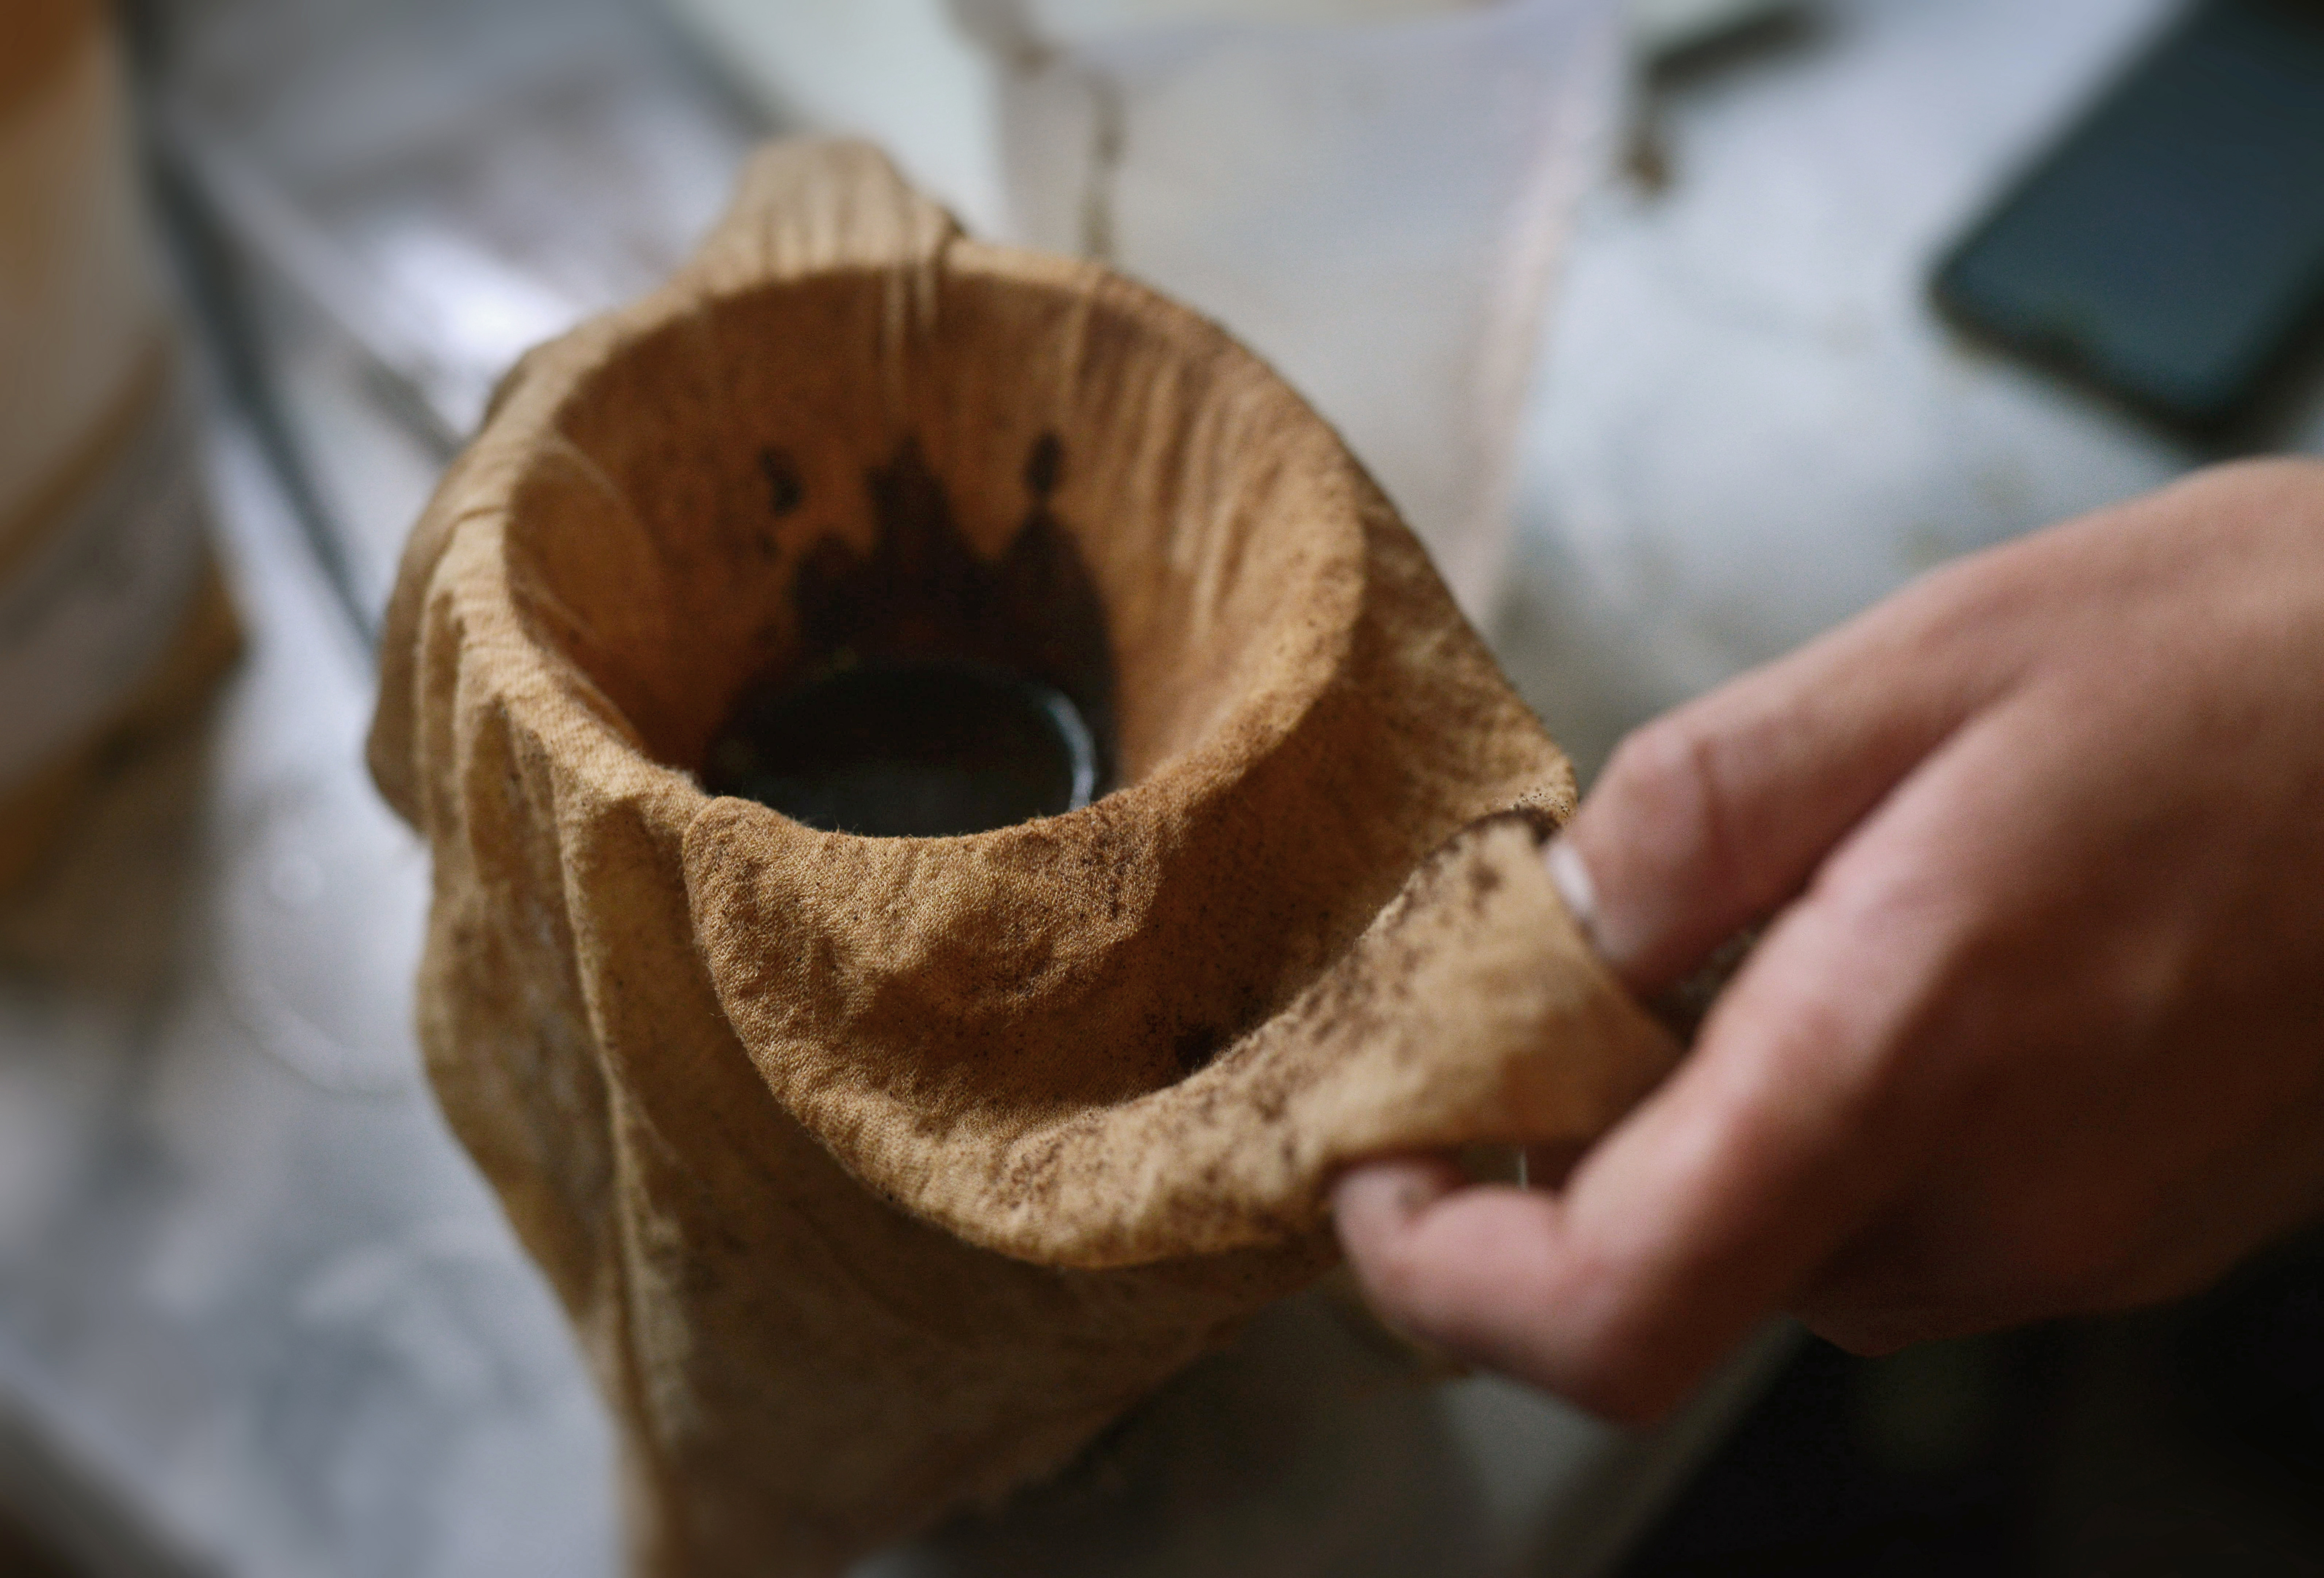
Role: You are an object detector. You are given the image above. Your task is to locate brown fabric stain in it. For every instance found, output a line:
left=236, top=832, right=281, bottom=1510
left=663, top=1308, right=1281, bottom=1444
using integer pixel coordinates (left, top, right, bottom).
left=763, top=433, right=1114, bottom=784
left=367, top=140, right=1681, bottom=1577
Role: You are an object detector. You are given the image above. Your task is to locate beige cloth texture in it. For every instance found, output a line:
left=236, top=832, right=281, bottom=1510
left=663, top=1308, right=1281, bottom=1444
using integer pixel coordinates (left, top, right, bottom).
left=367, top=139, right=1680, bottom=1576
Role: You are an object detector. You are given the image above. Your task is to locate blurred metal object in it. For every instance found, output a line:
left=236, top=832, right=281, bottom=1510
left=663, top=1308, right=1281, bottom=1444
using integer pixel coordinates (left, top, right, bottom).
left=145, top=0, right=767, bottom=635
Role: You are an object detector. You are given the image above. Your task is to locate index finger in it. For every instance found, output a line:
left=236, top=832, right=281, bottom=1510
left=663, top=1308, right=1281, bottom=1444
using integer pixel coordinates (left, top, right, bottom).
left=1563, top=552, right=2025, bottom=994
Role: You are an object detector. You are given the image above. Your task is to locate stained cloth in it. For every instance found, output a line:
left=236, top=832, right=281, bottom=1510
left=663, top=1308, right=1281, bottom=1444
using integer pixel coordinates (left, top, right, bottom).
left=368, top=140, right=1677, bottom=1576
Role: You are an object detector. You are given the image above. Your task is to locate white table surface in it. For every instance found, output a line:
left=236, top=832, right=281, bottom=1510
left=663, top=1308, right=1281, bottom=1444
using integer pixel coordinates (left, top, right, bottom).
left=1497, top=0, right=2324, bottom=776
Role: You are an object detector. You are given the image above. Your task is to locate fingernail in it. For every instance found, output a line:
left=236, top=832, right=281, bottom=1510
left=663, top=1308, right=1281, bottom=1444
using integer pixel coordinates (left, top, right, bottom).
left=1545, top=837, right=1602, bottom=953
left=1332, top=1159, right=1452, bottom=1225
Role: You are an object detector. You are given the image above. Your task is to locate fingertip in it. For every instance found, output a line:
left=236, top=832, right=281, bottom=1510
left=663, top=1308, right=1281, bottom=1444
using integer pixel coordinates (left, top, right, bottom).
left=1332, top=1177, right=1708, bottom=1424
left=1331, top=1156, right=1468, bottom=1326
left=1330, top=1156, right=1463, bottom=1248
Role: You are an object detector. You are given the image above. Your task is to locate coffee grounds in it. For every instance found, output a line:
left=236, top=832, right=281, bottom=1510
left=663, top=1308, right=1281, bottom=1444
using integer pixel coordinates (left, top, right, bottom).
left=779, top=434, right=1117, bottom=784
left=704, top=660, right=1097, bottom=837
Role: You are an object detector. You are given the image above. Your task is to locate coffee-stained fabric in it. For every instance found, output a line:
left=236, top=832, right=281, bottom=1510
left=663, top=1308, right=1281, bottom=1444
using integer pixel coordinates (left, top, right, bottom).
left=368, top=140, right=1678, bottom=1577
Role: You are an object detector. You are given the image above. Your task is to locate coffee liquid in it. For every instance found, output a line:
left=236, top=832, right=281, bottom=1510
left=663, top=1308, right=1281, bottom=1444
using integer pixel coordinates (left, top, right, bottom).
left=705, top=661, right=1099, bottom=837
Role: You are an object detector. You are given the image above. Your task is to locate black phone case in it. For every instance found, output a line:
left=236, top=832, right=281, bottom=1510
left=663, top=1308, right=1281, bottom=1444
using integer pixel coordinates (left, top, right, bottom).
left=1933, top=0, right=2324, bottom=437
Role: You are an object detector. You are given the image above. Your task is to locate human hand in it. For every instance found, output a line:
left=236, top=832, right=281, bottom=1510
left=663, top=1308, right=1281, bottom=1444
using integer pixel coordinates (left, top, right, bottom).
left=1334, top=458, right=2324, bottom=1423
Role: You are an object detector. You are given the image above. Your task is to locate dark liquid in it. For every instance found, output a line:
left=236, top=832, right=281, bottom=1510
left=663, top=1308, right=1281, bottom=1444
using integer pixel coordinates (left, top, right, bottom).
left=704, top=661, right=1100, bottom=837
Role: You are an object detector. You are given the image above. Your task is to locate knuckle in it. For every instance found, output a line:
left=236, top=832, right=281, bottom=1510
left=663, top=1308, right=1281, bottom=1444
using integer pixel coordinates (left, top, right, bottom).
left=1818, top=832, right=1979, bottom=967
left=1799, top=848, right=2000, bottom=1086
left=1603, top=715, right=1736, bottom=880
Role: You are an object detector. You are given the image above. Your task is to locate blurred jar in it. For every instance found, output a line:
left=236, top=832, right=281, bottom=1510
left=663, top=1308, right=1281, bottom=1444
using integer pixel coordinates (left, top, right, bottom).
left=0, top=0, right=237, bottom=888
left=666, top=0, right=1627, bottom=624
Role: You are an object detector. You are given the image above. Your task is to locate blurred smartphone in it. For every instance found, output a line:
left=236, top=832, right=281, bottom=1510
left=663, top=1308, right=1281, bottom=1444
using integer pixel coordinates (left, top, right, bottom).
left=1933, top=0, right=2324, bottom=435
